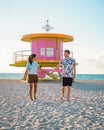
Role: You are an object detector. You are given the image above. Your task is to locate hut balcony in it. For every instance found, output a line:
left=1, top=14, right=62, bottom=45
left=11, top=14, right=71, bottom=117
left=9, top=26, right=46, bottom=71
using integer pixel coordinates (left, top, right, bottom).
left=10, top=49, right=73, bottom=67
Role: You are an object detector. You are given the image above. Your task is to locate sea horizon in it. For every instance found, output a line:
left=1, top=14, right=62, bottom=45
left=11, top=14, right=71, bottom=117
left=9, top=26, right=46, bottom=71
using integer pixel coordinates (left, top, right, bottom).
left=0, top=73, right=104, bottom=80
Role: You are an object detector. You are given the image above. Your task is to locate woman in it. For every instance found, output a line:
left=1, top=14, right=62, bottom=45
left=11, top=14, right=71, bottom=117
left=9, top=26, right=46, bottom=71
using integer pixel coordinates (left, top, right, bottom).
left=24, top=54, right=44, bottom=101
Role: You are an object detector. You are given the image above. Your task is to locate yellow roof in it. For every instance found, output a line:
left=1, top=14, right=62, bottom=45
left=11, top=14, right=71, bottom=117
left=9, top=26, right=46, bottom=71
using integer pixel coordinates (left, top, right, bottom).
left=21, top=33, right=74, bottom=42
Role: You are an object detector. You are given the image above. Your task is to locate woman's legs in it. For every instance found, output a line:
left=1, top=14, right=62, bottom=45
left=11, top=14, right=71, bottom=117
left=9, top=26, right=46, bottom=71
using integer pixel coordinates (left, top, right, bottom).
left=29, top=83, right=33, bottom=101
left=34, top=83, right=37, bottom=100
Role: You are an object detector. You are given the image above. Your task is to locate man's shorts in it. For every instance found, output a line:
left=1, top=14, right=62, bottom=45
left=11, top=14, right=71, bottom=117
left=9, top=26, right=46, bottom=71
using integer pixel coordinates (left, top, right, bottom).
left=62, top=77, right=73, bottom=86
left=28, top=74, right=38, bottom=83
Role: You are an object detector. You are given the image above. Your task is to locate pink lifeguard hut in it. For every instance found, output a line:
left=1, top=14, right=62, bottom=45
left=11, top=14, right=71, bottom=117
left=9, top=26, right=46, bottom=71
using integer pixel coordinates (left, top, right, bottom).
left=10, top=20, right=74, bottom=79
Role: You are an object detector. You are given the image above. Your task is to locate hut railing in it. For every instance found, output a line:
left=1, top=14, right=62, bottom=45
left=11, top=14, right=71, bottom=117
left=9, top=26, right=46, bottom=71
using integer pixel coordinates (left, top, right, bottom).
left=13, top=50, right=31, bottom=63
left=13, top=50, right=73, bottom=63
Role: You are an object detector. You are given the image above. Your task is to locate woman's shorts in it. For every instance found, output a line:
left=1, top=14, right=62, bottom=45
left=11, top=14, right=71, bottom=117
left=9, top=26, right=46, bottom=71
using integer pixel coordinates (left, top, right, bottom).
left=28, top=74, right=38, bottom=83
left=62, top=77, right=73, bottom=86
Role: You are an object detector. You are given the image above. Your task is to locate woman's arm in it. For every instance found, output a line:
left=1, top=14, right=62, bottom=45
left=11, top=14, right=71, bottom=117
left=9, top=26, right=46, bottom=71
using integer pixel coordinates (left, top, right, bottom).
left=23, top=69, right=28, bottom=80
left=38, top=66, right=46, bottom=73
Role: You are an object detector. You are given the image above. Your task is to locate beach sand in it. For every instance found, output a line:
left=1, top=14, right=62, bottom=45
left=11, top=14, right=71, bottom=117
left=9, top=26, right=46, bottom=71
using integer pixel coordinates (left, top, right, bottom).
left=0, top=79, right=104, bottom=130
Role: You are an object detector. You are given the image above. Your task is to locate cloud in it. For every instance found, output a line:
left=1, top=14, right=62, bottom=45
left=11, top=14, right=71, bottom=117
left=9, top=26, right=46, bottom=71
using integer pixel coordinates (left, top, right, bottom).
left=84, top=52, right=104, bottom=68
left=94, top=53, right=104, bottom=68
left=74, top=46, right=104, bottom=73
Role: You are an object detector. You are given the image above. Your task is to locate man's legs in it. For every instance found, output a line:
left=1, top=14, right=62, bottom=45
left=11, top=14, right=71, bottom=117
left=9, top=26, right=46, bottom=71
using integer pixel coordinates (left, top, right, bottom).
left=61, top=77, right=66, bottom=99
left=67, top=77, right=73, bottom=100
left=67, top=86, right=71, bottom=100
left=61, top=86, right=65, bottom=99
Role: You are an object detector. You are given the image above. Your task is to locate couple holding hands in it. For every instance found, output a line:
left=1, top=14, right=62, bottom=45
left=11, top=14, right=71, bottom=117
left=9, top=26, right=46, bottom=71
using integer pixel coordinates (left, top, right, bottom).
left=23, top=50, right=76, bottom=101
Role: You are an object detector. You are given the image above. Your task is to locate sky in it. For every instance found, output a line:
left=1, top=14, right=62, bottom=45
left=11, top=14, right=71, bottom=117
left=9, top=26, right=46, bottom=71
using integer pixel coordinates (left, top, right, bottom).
left=0, top=0, right=104, bottom=74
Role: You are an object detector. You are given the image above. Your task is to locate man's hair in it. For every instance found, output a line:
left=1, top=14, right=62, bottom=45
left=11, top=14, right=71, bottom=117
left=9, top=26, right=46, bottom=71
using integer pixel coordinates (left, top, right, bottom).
left=64, top=50, right=70, bottom=54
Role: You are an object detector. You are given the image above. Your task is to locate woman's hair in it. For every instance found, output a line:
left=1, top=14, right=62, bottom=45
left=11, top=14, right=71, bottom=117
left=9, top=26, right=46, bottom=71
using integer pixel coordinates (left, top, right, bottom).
left=28, top=54, right=36, bottom=65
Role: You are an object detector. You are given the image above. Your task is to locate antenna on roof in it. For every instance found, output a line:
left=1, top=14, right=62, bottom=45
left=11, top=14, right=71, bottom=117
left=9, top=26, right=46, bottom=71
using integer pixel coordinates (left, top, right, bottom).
left=42, top=19, right=53, bottom=33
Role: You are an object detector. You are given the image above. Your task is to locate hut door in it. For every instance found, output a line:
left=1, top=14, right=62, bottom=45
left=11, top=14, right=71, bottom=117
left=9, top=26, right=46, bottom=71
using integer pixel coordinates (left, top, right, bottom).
left=45, top=39, right=56, bottom=60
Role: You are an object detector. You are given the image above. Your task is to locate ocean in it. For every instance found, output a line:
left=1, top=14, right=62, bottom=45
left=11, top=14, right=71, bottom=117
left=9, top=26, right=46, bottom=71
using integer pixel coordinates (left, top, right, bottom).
left=0, top=73, right=104, bottom=80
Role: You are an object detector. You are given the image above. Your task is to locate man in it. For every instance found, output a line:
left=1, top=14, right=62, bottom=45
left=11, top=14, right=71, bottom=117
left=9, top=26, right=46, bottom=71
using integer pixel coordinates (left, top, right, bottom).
left=52, top=50, right=76, bottom=100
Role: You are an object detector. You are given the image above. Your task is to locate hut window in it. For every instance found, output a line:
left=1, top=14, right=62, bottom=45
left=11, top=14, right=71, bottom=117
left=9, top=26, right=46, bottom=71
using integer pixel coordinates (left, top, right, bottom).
left=46, top=48, right=53, bottom=57
left=40, top=48, right=45, bottom=56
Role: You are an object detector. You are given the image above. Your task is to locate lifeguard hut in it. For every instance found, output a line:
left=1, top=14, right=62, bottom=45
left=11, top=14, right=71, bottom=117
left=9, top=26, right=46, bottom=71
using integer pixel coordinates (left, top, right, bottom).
left=10, top=20, right=74, bottom=79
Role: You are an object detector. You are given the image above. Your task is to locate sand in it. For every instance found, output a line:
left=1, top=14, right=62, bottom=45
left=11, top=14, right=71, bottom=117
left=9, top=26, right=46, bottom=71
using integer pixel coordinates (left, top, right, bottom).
left=0, top=79, right=104, bottom=130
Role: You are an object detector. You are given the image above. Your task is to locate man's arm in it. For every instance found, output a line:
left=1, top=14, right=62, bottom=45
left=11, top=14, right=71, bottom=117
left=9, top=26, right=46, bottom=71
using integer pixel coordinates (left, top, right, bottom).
left=74, top=66, right=76, bottom=78
left=51, top=64, right=63, bottom=73
left=73, top=63, right=76, bottom=80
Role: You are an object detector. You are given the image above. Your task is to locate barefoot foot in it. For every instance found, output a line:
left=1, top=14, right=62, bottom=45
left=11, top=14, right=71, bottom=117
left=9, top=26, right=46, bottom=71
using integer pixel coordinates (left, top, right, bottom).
left=30, top=97, right=33, bottom=101
left=34, top=96, right=36, bottom=100
left=67, top=97, right=70, bottom=101
left=60, top=96, right=64, bottom=100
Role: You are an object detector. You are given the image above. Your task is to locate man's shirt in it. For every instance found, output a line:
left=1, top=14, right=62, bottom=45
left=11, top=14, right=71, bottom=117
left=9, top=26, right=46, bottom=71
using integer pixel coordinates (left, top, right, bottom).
left=60, top=58, right=76, bottom=78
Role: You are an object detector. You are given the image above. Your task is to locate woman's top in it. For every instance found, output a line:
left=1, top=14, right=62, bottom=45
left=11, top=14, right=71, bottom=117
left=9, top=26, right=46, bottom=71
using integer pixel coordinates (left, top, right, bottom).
left=26, top=62, right=39, bottom=75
